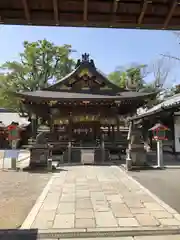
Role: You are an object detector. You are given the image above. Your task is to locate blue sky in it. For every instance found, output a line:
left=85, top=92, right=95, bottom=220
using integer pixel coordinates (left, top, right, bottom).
left=0, top=25, right=180, bottom=85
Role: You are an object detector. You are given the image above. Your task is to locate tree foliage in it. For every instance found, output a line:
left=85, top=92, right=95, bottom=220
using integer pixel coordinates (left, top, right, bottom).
left=108, top=64, right=151, bottom=90
left=0, top=39, right=76, bottom=112
left=108, top=58, right=171, bottom=108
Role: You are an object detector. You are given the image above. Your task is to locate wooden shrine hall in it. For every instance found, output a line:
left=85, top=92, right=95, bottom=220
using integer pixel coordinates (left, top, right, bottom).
left=17, top=53, right=155, bottom=166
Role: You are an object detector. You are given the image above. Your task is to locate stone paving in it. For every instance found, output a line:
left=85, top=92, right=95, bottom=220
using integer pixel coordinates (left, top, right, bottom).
left=22, top=165, right=180, bottom=231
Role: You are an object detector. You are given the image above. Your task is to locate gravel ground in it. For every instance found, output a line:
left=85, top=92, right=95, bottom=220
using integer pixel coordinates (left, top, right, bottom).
left=0, top=171, right=51, bottom=229
left=128, top=168, right=180, bottom=213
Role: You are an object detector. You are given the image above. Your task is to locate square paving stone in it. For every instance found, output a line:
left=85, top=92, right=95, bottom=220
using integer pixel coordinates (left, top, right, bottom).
left=136, top=214, right=160, bottom=226
left=76, top=199, right=93, bottom=209
left=76, top=185, right=89, bottom=190
left=143, top=202, right=165, bottom=211
left=158, top=218, right=180, bottom=226
left=31, top=212, right=55, bottom=229
left=118, top=217, right=140, bottom=227
left=150, top=211, right=173, bottom=219
left=53, top=214, right=75, bottom=228
left=103, top=190, right=120, bottom=195
left=95, top=211, right=118, bottom=227
left=62, top=189, right=75, bottom=194
left=36, top=210, right=56, bottom=221
left=76, top=190, right=90, bottom=198
left=174, top=214, right=180, bottom=221
left=75, top=218, right=95, bottom=228
left=106, top=194, right=123, bottom=203
left=124, top=198, right=144, bottom=208
left=60, top=194, right=76, bottom=202
left=90, top=192, right=106, bottom=201
left=92, top=200, right=110, bottom=212
left=41, top=202, right=59, bottom=211
left=32, top=219, right=53, bottom=229
left=76, top=209, right=94, bottom=219
left=111, top=203, right=133, bottom=218
left=57, top=202, right=75, bottom=214
left=130, top=208, right=150, bottom=214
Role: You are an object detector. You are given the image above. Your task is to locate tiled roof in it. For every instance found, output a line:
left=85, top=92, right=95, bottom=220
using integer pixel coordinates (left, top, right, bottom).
left=17, top=90, right=155, bottom=100
left=132, top=93, right=180, bottom=120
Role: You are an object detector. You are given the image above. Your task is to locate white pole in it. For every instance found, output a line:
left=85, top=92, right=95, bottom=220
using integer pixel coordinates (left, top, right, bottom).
left=11, top=140, right=17, bottom=170
left=157, top=140, right=163, bottom=168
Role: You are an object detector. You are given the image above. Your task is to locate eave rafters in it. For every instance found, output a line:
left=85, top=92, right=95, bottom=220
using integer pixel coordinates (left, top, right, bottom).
left=53, top=0, right=59, bottom=25
left=83, top=0, right=88, bottom=22
left=163, top=0, right=179, bottom=29
left=22, top=0, right=31, bottom=24
left=138, top=0, right=152, bottom=25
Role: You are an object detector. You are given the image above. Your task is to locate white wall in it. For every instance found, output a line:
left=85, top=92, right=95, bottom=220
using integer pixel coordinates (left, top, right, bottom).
left=0, top=113, right=29, bottom=126
left=174, top=114, right=180, bottom=152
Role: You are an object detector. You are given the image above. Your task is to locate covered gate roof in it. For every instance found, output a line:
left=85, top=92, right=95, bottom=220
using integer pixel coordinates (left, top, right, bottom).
left=0, top=0, right=180, bottom=30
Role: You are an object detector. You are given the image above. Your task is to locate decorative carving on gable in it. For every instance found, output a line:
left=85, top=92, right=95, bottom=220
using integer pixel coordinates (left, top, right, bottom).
left=68, top=78, right=76, bottom=85
left=78, top=68, right=93, bottom=77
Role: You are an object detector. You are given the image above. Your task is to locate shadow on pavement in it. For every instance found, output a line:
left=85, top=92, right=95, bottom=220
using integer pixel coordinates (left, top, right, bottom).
left=22, top=166, right=68, bottom=174
left=0, top=229, right=38, bottom=240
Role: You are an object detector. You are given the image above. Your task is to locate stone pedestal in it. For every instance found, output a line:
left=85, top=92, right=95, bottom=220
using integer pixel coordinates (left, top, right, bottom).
left=126, top=125, right=147, bottom=170
left=131, top=145, right=147, bottom=166
left=81, top=149, right=94, bottom=164
left=126, top=149, right=132, bottom=171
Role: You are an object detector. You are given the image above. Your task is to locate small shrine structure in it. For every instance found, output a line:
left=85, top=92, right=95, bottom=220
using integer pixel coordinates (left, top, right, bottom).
left=16, top=54, right=156, bottom=166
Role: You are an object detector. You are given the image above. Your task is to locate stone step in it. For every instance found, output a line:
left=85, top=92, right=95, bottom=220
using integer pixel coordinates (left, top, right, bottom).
left=25, top=227, right=180, bottom=239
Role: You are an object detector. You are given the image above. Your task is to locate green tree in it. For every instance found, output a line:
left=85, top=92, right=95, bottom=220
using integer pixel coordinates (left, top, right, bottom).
left=0, top=39, right=76, bottom=113
left=108, top=58, right=171, bottom=108
left=108, top=67, right=127, bottom=88
left=108, top=64, right=149, bottom=90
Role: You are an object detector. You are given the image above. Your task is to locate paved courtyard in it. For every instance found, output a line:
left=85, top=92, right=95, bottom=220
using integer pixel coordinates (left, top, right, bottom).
left=22, top=165, right=180, bottom=232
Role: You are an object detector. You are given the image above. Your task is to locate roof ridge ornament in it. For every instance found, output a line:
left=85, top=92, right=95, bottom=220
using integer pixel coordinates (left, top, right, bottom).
left=75, top=53, right=95, bottom=68
left=82, top=53, right=90, bottom=62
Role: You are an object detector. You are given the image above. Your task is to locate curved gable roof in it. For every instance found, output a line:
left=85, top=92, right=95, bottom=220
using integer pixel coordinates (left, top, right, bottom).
left=46, top=54, right=127, bottom=95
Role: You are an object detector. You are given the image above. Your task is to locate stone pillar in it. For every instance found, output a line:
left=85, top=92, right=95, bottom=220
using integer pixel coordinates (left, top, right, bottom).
left=68, top=141, right=72, bottom=163
left=126, top=121, right=147, bottom=170
left=101, top=133, right=105, bottom=162
left=31, top=113, right=37, bottom=140
left=142, top=120, right=151, bottom=152
left=126, top=121, right=133, bottom=171
left=11, top=139, right=18, bottom=170
left=157, top=140, right=164, bottom=168
left=131, top=128, right=147, bottom=167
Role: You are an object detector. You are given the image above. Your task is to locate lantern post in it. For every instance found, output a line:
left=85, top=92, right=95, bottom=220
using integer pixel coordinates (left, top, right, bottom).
left=7, top=122, right=20, bottom=170
left=149, top=123, right=169, bottom=169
